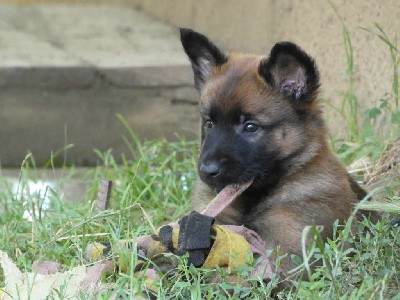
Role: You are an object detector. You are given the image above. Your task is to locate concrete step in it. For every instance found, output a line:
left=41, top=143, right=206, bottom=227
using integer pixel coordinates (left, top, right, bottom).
left=0, top=3, right=199, bottom=167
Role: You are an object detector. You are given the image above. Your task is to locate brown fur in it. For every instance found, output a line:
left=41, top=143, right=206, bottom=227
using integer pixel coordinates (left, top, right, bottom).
left=180, top=29, right=372, bottom=281
left=192, top=53, right=359, bottom=275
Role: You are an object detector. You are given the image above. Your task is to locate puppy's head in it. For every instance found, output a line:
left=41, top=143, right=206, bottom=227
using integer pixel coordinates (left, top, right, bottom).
left=180, top=28, right=323, bottom=193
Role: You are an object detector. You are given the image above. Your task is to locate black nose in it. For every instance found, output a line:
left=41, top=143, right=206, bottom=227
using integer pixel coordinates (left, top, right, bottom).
left=199, top=161, right=221, bottom=177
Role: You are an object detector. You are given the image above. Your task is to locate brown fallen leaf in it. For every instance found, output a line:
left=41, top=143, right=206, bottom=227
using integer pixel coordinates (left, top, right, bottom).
left=32, top=260, right=62, bottom=275
left=79, top=261, right=114, bottom=290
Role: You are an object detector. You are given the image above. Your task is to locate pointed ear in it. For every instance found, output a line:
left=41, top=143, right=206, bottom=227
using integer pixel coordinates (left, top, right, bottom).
left=259, top=42, right=320, bottom=102
left=180, top=28, right=227, bottom=91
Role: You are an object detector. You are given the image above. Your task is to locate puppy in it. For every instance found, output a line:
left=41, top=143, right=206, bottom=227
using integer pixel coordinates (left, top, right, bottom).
left=180, top=28, right=371, bottom=277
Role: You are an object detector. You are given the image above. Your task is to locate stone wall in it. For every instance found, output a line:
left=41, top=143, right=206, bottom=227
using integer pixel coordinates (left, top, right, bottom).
left=0, top=0, right=398, bottom=166
left=129, top=0, right=400, bottom=136
left=0, top=3, right=197, bottom=166
left=0, top=0, right=123, bottom=3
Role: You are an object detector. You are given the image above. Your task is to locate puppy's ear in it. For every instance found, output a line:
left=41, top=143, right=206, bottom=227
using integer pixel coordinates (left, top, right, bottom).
left=259, top=42, right=319, bottom=103
left=180, top=28, right=227, bottom=91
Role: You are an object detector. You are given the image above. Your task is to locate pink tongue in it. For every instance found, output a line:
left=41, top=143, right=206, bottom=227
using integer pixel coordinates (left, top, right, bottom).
left=201, top=179, right=254, bottom=218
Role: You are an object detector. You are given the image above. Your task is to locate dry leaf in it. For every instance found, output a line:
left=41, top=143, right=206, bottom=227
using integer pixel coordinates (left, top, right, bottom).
left=32, top=260, right=62, bottom=275
left=0, top=251, right=108, bottom=300
left=0, top=250, right=23, bottom=299
left=79, top=261, right=114, bottom=290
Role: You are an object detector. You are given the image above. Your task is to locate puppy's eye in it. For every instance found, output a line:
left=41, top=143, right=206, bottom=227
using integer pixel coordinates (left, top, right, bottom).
left=243, top=122, right=259, bottom=133
left=206, top=119, right=213, bottom=129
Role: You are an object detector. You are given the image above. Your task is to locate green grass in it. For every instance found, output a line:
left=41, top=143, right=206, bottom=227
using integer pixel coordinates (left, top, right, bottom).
left=0, top=135, right=399, bottom=299
left=328, top=2, right=399, bottom=165
left=328, top=0, right=360, bottom=142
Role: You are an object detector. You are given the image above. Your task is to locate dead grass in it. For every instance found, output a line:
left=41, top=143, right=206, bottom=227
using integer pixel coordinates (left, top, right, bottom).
left=365, top=139, right=400, bottom=190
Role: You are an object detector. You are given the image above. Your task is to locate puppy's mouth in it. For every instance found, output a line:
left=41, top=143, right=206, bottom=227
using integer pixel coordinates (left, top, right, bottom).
left=201, top=179, right=254, bottom=217
left=200, top=168, right=258, bottom=193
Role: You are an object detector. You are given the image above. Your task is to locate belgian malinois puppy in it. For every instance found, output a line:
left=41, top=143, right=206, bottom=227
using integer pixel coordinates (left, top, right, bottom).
left=179, top=28, right=370, bottom=277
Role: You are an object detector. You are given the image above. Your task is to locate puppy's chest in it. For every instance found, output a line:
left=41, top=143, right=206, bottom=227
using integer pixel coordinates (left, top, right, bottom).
left=215, top=194, right=269, bottom=226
